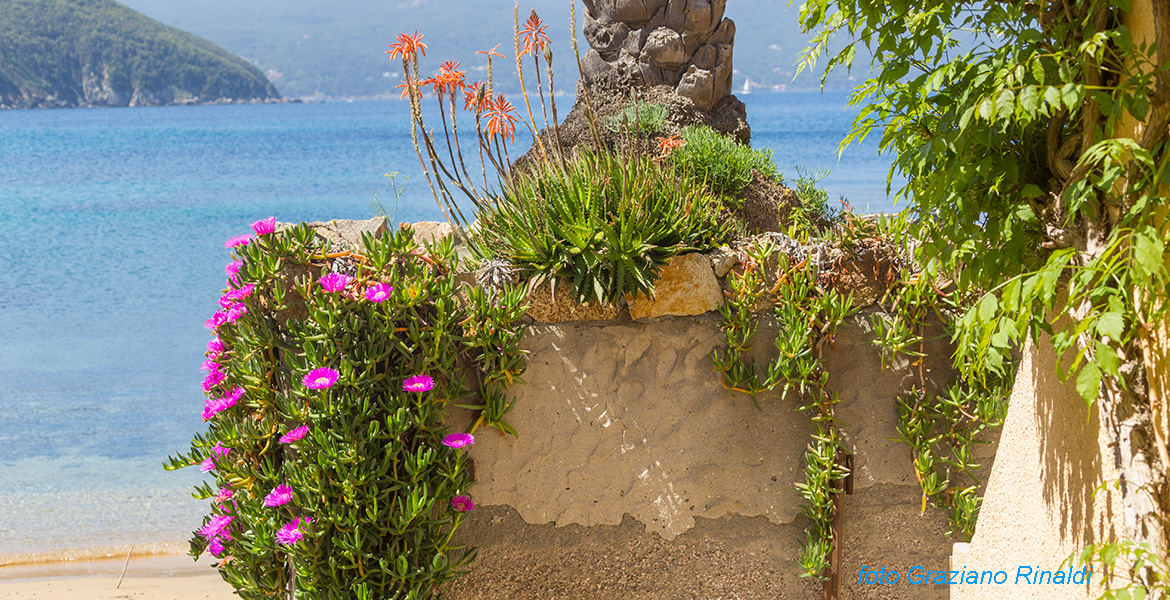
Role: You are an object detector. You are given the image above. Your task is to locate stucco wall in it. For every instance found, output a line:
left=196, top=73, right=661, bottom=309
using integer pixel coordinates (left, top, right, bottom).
left=950, top=333, right=1125, bottom=600
left=446, top=310, right=973, bottom=599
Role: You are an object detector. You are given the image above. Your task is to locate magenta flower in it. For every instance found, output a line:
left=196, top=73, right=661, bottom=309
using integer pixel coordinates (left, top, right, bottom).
left=403, top=374, right=434, bottom=393
left=200, top=359, right=220, bottom=372
left=302, top=367, right=339, bottom=390
left=275, top=517, right=311, bottom=545
left=204, top=311, right=227, bottom=330
left=208, top=537, right=225, bottom=557
left=450, top=495, right=475, bottom=512
left=251, top=217, right=277, bottom=236
left=280, top=425, right=309, bottom=444
left=200, top=515, right=234, bottom=540
left=442, top=433, right=474, bottom=449
left=215, top=487, right=234, bottom=504
left=200, top=444, right=231, bottom=472
left=202, top=368, right=226, bottom=392
left=264, top=484, right=294, bottom=507
left=364, top=283, right=393, bottom=303
left=199, top=457, right=215, bottom=472
left=207, top=336, right=225, bottom=356
left=223, top=303, right=247, bottom=324
left=319, top=273, right=351, bottom=293
left=202, top=387, right=243, bottom=420
left=222, top=283, right=255, bottom=302
left=225, top=235, right=252, bottom=248
left=225, top=261, right=242, bottom=277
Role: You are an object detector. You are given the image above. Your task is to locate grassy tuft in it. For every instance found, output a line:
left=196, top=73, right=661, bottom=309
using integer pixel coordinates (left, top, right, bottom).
left=670, top=125, right=777, bottom=196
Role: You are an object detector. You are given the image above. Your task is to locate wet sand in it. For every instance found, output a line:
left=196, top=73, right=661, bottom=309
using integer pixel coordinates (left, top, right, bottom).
left=0, top=553, right=234, bottom=600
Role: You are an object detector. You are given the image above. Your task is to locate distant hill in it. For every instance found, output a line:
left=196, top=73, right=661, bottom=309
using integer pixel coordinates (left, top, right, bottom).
left=0, top=0, right=281, bottom=109
left=116, top=0, right=868, bottom=100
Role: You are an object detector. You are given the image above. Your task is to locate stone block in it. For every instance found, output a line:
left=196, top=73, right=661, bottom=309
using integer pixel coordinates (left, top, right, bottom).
left=643, top=27, right=688, bottom=68
left=302, top=217, right=388, bottom=250
left=627, top=252, right=722, bottom=320
left=676, top=65, right=715, bottom=110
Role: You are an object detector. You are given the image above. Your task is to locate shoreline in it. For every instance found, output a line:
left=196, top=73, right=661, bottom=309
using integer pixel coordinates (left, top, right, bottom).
left=0, top=540, right=189, bottom=569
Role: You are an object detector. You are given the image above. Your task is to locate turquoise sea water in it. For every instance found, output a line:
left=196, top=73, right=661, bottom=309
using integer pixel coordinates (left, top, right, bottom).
left=0, top=91, right=899, bottom=558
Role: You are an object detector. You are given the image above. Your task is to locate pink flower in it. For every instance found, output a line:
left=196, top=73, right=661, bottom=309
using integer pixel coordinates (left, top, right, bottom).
left=450, top=495, right=475, bottom=512
left=207, top=336, right=225, bottom=356
left=302, top=367, right=339, bottom=390
left=442, top=433, right=474, bottom=449
left=264, top=484, right=294, bottom=507
left=222, top=284, right=255, bottom=302
left=280, top=425, right=309, bottom=444
left=202, top=368, right=226, bottom=392
left=275, top=517, right=311, bottom=546
left=208, top=537, right=225, bottom=556
left=364, top=283, right=393, bottom=302
left=223, top=303, right=247, bottom=324
left=202, top=387, right=244, bottom=420
left=403, top=374, right=434, bottom=393
left=200, top=359, right=220, bottom=372
left=225, top=235, right=252, bottom=248
left=200, top=515, right=234, bottom=540
left=251, top=217, right=277, bottom=236
left=199, top=457, right=215, bottom=472
left=215, top=487, right=234, bottom=504
left=204, top=311, right=227, bottom=330
left=319, top=273, right=351, bottom=293
left=225, top=261, right=242, bottom=277
left=200, top=444, right=231, bottom=472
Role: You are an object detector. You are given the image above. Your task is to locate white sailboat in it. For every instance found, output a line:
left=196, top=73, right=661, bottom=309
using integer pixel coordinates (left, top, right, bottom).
left=742, top=76, right=751, bottom=94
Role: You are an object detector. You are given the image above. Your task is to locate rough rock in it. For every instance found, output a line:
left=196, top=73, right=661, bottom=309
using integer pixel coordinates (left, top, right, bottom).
left=706, top=246, right=739, bottom=278
left=303, top=217, right=388, bottom=250
left=525, top=279, right=622, bottom=322
left=627, top=253, right=722, bottom=320
left=580, top=0, right=739, bottom=111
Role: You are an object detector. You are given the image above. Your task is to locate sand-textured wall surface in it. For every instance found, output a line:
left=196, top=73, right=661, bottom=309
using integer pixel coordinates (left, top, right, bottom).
left=950, top=332, right=1125, bottom=600
left=447, top=311, right=965, bottom=600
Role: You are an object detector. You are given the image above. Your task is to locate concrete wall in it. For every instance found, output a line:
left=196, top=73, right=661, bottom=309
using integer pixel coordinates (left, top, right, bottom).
left=950, top=333, right=1125, bottom=600
left=445, top=310, right=971, bottom=600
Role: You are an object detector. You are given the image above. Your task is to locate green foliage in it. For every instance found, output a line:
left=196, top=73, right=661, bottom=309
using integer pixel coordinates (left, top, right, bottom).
left=790, top=166, right=842, bottom=231
left=472, top=148, right=731, bottom=305
left=710, top=239, right=856, bottom=578
left=604, top=99, right=668, bottom=136
left=0, top=0, right=279, bottom=107
left=1078, top=540, right=1170, bottom=599
left=670, top=125, right=778, bottom=196
left=166, top=224, right=527, bottom=599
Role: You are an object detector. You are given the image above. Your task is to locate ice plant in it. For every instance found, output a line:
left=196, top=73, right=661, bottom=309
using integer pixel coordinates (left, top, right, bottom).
left=223, top=303, right=247, bottom=324
left=280, top=425, right=309, bottom=443
left=208, top=537, right=226, bottom=557
left=225, top=260, right=242, bottom=278
left=450, top=496, right=474, bottom=512
left=365, top=283, right=393, bottom=303
left=222, top=284, right=255, bottom=302
left=403, top=374, right=434, bottom=393
left=303, top=367, right=339, bottom=390
left=225, top=235, right=251, bottom=249
left=442, top=433, right=474, bottom=449
left=202, top=368, right=226, bottom=392
left=251, top=217, right=276, bottom=236
left=203, top=387, right=244, bottom=420
left=264, top=484, right=293, bottom=507
left=275, top=517, right=311, bottom=545
left=318, top=273, right=351, bottom=293
left=215, top=487, right=234, bottom=504
left=200, top=515, right=234, bottom=540
left=204, top=311, right=227, bottom=330
left=207, top=336, right=225, bottom=355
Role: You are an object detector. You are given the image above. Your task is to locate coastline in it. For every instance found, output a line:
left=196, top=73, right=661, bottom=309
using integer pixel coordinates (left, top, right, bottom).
left=0, top=547, right=233, bottom=600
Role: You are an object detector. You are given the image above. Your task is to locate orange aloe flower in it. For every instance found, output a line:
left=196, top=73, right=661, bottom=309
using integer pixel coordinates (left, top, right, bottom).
left=386, top=31, right=427, bottom=61
left=395, top=78, right=419, bottom=100
left=519, top=11, right=550, bottom=57
left=438, top=61, right=465, bottom=93
left=476, top=43, right=505, bottom=60
left=657, top=134, right=686, bottom=155
left=464, top=81, right=490, bottom=113
left=485, top=94, right=519, bottom=142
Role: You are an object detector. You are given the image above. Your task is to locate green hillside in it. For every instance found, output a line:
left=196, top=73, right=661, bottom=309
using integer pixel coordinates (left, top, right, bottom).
left=0, top=0, right=281, bottom=108
left=117, top=0, right=865, bottom=99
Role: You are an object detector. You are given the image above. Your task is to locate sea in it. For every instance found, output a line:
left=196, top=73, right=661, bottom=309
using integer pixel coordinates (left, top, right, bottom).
left=0, top=90, right=902, bottom=561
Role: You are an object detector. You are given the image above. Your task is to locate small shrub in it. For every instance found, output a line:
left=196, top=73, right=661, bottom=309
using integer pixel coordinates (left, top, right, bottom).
left=473, top=148, right=731, bottom=304
left=604, top=100, right=668, bottom=135
left=670, top=125, right=777, bottom=196
left=790, top=166, right=840, bottom=230
left=167, top=223, right=527, bottom=599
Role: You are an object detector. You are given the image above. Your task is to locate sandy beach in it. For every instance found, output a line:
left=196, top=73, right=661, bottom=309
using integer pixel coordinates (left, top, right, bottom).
left=0, top=553, right=234, bottom=600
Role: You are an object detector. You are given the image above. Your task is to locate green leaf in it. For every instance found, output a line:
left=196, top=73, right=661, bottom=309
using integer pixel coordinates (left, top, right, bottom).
left=979, top=96, right=995, bottom=121
left=1076, top=363, right=1102, bottom=404
left=1019, top=86, right=1039, bottom=114
left=1095, top=342, right=1121, bottom=378
left=1133, top=227, right=1165, bottom=280
left=1096, top=312, right=1125, bottom=340
left=996, top=89, right=1015, bottom=119
left=976, top=292, right=998, bottom=322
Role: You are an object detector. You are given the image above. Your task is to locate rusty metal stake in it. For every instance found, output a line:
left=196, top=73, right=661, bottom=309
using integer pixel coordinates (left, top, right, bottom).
left=823, top=452, right=854, bottom=600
